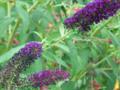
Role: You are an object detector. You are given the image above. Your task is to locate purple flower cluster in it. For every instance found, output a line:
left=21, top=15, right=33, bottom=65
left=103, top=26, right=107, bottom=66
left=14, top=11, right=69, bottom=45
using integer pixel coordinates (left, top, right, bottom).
left=64, top=0, right=120, bottom=31
left=19, top=42, right=42, bottom=58
left=29, top=70, right=70, bottom=87
left=10, top=41, right=42, bottom=71
left=0, top=42, right=42, bottom=85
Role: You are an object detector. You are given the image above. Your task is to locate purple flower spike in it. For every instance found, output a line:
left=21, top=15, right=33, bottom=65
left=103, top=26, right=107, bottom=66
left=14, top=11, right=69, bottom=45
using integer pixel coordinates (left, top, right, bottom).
left=11, top=41, right=42, bottom=71
left=29, top=70, right=70, bottom=87
left=64, top=0, right=120, bottom=31
left=0, top=41, right=42, bottom=85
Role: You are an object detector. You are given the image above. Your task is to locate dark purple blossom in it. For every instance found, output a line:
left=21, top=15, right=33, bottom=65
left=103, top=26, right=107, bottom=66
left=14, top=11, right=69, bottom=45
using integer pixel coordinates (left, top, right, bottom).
left=19, top=41, right=42, bottom=58
left=29, top=70, right=70, bottom=87
left=0, top=41, right=42, bottom=85
left=10, top=41, right=42, bottom=71
left=64, top=0, right=120, bottom=31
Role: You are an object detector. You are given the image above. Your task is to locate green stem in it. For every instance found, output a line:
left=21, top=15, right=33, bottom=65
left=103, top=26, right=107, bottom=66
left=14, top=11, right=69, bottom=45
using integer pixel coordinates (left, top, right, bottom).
left=91, top=12, right=120, bottom=37
left=71, top=71, right=87, bottom=81
left=7, top=1, right=40, bottom=50
left=7, top=0, right=15, bottom=50
left=27, top=1, right=39, bottom=13
left=100, top=68, right=112, bottom=71
left=94, top=50, right=119, bottom=67
left=6, top=83, right=14, bottom=90
left=7, top=20, right=20, bottom=50
left=43, top=31, right=71, bottom=50
left=90, top=18, right=112, bottom=37
left=7, top=85, right=12, bottom=90
left=7, top=1, right=12, bottom=34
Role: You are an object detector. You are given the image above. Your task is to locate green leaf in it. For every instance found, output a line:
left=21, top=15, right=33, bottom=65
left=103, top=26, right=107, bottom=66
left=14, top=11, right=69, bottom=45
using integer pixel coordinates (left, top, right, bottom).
left=0, top=7, right=6, bottom=19
left=66, top=40, right=81, bottom=74
left=16, top=4, right=30, bottom=43
left=55, top=43, right=70, bottom=53
left=0, top=17, right=14, bottom=38
left=107, top=30, right=120, bottom=47
left=0, top=45, right=24, bottom=64
left=22, top=58, right=42, bottom=75
left=61, top=81, right=75, bottom=90
left=43, top=50, right=68, bottom=68
left=53, top=54, right=68, bottom=68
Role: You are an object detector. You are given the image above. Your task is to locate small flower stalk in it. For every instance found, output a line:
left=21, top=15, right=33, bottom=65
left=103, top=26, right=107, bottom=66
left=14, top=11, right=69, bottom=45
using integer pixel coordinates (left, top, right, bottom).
left=28, top=70, right=70, bottom=88
left=0, top=41, right=42, bottom=86
left=64, top=0, right=120, bottom=31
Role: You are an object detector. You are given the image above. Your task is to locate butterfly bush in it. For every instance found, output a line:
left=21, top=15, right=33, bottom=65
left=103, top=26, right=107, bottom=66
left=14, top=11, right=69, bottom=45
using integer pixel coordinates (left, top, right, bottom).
left=64, top=0, right=120, bottom=31
left=0, top=42, right=42, bottom=85
left=29, top=70, right=70, bottom=87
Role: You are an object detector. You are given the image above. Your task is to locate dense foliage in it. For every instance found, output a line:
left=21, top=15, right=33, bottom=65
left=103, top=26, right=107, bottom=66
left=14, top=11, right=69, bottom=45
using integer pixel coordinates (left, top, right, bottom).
left=0, top=0, right=120, bottom=90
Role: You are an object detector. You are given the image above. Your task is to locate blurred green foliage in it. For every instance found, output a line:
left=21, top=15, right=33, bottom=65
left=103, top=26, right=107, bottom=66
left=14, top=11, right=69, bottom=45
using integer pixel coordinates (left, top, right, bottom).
left=0, top=0, right=120, bottom=90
